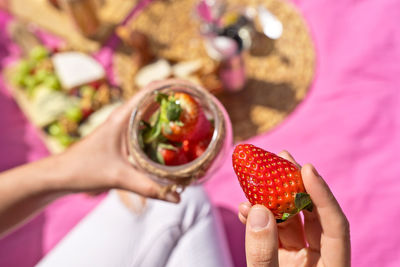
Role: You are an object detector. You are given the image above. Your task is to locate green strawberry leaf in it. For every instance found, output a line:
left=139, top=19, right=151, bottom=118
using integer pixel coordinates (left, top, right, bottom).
left=158, top=134, right=168, bottom=143
left=159, top=98, right=169, bottom=123
left=145, top=141, right=159, bottom=163
left=166, top=100, right=182, bottom=121
left=143, top=112, right=162, bottom=144
left=276, top=193, right=313, bottom=223
left=158, top=93, right=182, bottom=124
left=158, top=143, right=178, bottom=151
left=305, top=202, right=314, bottom=212
left=295, top=193, right=313, bottom=211
left=162, top=122, right=172, bottom=135
left=149, top=110, right=160, bottom=126
left=156, top=92, right=169, bottom=103
left=156, top=146, right=165, bottom=165
left=174, top=121, right=184, bottom=127
left=282, top=213, right=292, bottom=221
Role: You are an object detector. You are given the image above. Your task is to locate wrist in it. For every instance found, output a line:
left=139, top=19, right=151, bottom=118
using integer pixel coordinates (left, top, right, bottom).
left=0, top=154, right=72, bottom=206
left=26, top=153, right=77, bottom=197
left=41, top=152, right=78, bottom=194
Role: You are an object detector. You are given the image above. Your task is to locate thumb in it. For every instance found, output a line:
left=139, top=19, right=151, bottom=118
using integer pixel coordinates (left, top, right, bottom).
left=115, top=163, right=180, bottom=203
left=245, top=205, right=279, bottom=267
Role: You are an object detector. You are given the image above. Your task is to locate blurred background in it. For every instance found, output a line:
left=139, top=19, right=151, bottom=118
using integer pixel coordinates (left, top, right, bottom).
left=0, top=0, right=399, bottom=266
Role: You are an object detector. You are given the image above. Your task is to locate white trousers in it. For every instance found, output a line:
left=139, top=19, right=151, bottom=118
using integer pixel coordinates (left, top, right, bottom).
left=36, top=186, right=233, bottom=267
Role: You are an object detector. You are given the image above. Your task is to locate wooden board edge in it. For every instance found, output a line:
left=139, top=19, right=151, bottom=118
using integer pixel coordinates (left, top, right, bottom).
left=2, top=65, right=65, bottom=155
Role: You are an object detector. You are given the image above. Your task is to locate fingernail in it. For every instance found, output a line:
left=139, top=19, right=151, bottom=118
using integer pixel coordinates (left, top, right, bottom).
left=165, top=192, right=180, bottom=203
left=249, top=206, right=270, bottom=231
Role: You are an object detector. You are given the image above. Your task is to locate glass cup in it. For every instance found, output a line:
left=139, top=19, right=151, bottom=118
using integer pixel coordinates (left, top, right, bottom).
left=126, top=79, right=233, bottom=193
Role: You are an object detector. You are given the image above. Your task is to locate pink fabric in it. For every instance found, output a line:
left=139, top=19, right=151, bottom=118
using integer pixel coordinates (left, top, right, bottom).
left=206, top=1, right=400, bottom=266
left=1, top=0, right=400, bottom=266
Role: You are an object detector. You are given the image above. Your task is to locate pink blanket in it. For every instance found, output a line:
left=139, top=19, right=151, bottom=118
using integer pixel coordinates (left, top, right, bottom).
left=1, top=0, right=400, bottom=266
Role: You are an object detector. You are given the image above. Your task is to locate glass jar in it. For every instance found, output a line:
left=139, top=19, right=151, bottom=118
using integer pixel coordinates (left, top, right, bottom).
left=126, top=79, right=232, bottom=193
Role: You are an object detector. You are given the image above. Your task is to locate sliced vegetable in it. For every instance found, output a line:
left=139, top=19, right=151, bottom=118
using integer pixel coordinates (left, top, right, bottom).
left=17, top=60, right=34, bottom=75
left=43, top=75, right=61, bottom=90
left=29, top=46, right=49, bottom=62
left=48, top=122, right=63, bottom=136
left=34, top=69, right=51, bottom=84
left=65, top=106, right=83, bottom=122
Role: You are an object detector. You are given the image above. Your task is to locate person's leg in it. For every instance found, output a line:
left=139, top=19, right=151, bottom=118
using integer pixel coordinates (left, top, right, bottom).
left=165, top=197, right=233, bottom=267
left=36, top=186, right=232, bottom=267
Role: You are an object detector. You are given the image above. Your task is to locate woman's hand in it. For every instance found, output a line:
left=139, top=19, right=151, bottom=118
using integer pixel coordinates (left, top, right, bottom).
left=238, top=151, right=350, bottom=267
left=58, top=79, right=200, bottom=199
left=54, top=94, right=180, bottom=203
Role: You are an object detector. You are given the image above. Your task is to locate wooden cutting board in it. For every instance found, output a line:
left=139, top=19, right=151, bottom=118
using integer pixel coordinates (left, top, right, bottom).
left=8, top=0, right=137, bottom=52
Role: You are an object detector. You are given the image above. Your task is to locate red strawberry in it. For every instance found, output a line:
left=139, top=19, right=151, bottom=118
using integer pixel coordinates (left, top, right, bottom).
left=232, top=144, right=312, bottom=221
left=183, top=126, right=214, bottom=160
left=185, top=111, right=211, bottom=141
left=158, top=145, right=188, bottom=166
left=183, top=138, right=208, bottom=161
left=162, top=92, right=210, bottom=142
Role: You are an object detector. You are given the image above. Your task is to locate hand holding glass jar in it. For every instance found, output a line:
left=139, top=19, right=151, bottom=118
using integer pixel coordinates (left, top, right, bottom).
left=55, top=79, right=232, bottom=202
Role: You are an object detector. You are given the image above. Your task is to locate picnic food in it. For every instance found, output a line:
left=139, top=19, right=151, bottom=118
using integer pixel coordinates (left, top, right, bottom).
left=11, top=45, right=122, bottom=149
left=232, top=144, right=313, bottom=221
left=52, top=51, right=105, bottom=90
left=139, top=91, right=213, bottom=166
left=13, top=46, right=61, bottom=96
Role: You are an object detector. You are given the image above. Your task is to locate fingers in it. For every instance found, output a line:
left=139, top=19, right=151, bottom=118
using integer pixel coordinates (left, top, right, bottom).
left=239, top=202, right=306, bottom=250
left=114, top=163, right=180, bottom=203
left=276, top=214, right=306, bottom=249
left=301, top=164, right=351, bottom=266
left=246, top=205, right=279, bottom=267
left=278, top=150, right=301, bottom=169
left=239, top=212, right=247, bottom=225
left=302, top=208, right=322, bottom=251
left=238, top=202, right=251, bottom=224
left=302, top=164, right=349, bottom=237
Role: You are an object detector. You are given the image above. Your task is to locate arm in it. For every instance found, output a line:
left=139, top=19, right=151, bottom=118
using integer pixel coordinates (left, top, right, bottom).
left=0, top=155, right=68, bottom=236
left=0, top=97, right=180, bottom=237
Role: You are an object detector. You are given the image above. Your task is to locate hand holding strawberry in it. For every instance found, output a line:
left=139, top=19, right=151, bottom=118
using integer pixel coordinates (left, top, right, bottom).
left=234, top=149, right=351, bottom=267
left=232, top=144, right=312, bottom=221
